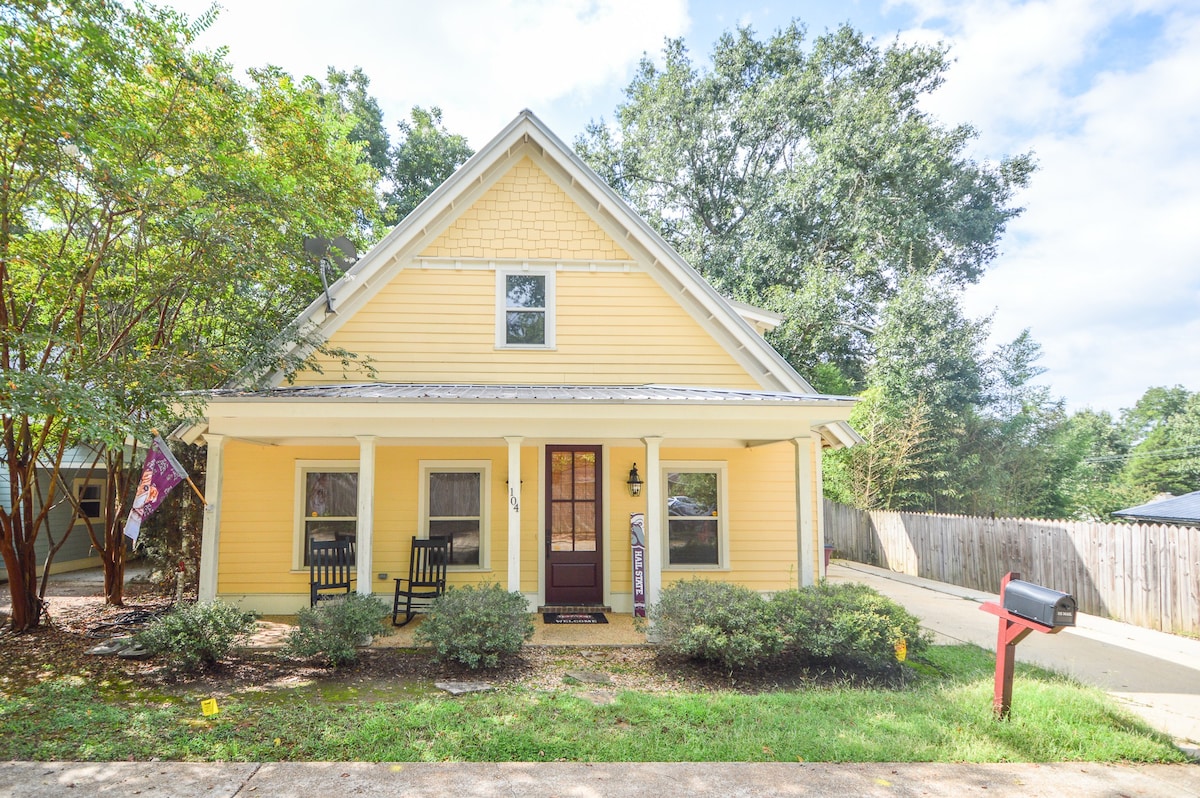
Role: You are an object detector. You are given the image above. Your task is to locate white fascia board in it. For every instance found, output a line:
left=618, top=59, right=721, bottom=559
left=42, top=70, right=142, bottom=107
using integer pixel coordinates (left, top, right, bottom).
left=203, top=396, right=854, bottom=444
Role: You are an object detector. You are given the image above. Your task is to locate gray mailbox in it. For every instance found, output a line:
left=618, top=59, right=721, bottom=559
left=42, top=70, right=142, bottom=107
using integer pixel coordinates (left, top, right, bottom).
left=1002, top=580, right=1076, bottom=628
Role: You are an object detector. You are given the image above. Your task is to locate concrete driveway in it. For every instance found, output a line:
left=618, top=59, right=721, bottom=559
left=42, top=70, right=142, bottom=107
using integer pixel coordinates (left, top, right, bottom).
left=828, top=560, right=1200, bottom=755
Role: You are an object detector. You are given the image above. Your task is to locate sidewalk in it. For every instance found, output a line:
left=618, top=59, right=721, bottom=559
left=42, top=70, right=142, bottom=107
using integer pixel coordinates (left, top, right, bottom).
left=4, top=761, right=1200, bottom=797
left=827, top=560, right=1200, bottom=754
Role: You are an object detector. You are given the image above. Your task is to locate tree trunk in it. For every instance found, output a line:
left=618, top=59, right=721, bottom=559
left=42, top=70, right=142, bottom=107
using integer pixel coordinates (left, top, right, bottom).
left=101, top=530, right=126, bottom=606
left=1, top=530, right=43, bottom=632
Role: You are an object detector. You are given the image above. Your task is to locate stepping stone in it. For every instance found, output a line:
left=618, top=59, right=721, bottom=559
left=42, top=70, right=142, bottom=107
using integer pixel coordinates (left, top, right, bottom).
left=578, top=690, right=616, bottom=706
left=435, top=681, right=494, bottom=695
left=565, top=669, right=611, bottom=685
left=86, top=637, right=133, bottom=656
left=117, top=642, right=153, bottom=659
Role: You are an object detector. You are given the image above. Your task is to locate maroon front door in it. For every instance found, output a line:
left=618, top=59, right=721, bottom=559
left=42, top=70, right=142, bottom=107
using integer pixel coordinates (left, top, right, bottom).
left=545, top=445, right=603, bottom=605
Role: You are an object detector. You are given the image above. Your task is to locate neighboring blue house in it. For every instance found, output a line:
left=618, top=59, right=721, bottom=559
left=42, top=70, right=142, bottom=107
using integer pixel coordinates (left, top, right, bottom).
left=1113, top=491, right=1200, bottom=527
left=0, top=445, right=107, bottom=577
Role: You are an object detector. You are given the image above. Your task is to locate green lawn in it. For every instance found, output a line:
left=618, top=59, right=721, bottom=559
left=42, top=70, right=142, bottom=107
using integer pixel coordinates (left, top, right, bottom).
left=0, top=645, right=1186, bottom=762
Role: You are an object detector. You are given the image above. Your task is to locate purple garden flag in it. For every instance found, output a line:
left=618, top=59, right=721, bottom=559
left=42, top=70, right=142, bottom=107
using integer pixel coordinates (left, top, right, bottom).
left=123, top=435, right=188, bottom=544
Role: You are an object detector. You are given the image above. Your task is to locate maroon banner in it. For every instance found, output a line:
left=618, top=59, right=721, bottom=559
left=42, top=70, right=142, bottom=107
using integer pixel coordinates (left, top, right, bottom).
left=630, top=512, right=646, bottom=617
left=123, top=435, right=188, bottom=544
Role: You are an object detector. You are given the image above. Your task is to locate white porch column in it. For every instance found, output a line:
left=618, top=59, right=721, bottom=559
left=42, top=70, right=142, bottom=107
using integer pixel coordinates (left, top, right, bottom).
left=814, top=438, right=827, bottom=579
left=505, top=436, right=523, bottom=593
left=643, top=436, right=664, bottom=609
left=356, top=435, right=377, bottom=596
left=793, top=436, right=816, bottom=587
left=197, top=434, right=226, bottom=603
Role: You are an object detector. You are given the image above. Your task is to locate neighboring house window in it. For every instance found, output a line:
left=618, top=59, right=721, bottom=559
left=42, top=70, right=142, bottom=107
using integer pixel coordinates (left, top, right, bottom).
left=497, top=268, right=554, bottom=348
left=74, top=479, right=105, bottom=523
left=421, top=461, right=490, bottom=568
left=296, top=463, right=358, bottom=567
left=663, top=465, right=727, bottom=568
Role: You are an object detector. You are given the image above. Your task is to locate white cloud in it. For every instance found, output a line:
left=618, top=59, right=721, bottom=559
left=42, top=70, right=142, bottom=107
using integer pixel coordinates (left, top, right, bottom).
left=891, top=0, right=1200, bottom=411
left=167, top=0, right=688, bottom=146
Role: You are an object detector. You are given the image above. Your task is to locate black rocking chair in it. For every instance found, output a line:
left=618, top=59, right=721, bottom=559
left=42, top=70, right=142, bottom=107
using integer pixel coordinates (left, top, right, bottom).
left=392, top=536, right=450, bottom=626
left=310, top=538, right=355, bottom=607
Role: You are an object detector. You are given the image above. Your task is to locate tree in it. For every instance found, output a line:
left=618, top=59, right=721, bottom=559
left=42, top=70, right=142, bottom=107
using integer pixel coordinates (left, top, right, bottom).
left=577, top=23, right=1033, bottom=388
left=384, top=107, right=474, bottom=224
left=0, top=1, right=378, bottom=630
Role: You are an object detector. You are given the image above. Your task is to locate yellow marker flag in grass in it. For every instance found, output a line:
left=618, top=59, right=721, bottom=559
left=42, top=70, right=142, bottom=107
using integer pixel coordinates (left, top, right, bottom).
left=894, top=639, right=907, bottom=662
left=200, top=698, right=219, bottom=716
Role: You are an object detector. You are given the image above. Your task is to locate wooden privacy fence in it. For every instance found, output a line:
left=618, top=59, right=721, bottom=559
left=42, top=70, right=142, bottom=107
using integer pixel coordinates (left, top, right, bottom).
left=823, top=500, right=1200, bottom=635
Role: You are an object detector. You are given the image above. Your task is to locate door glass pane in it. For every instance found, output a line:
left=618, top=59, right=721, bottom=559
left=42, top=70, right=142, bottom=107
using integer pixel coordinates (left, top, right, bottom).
left=574, top=452, right=595, bottom=499
left=551, top=452, right=573, bottom=499
left=573, top=504, right=596, bottom=551
left=551, top=502, right=574, bottom=551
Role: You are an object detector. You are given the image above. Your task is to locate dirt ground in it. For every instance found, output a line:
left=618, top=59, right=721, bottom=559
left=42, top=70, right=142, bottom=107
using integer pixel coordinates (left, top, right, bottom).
left=0, top=573, right=836, bottom=698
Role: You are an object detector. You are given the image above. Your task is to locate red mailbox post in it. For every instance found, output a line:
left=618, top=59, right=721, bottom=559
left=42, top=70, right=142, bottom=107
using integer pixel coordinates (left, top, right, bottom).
left=979, top=572, right=1075, bottom=720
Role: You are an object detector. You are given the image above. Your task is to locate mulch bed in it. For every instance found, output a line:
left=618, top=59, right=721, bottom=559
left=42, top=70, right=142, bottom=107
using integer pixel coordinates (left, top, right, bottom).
left=1, top=581, right=876, bottom=698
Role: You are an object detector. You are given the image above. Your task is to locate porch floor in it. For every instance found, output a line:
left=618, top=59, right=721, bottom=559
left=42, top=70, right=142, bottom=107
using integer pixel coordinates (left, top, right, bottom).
left=252, top=612, right=647, bottom=649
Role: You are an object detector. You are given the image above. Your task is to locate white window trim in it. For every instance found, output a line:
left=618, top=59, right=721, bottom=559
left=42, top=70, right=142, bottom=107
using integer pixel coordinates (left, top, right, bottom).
left=293, top=460, right=359, bottom=572
left=495, top=265, right=556, bottom=349
left=73, top=477, right=105, bottom=524
left=419, top=460, right=492, bottom=572
left=661, top=461, right=730, bottom=571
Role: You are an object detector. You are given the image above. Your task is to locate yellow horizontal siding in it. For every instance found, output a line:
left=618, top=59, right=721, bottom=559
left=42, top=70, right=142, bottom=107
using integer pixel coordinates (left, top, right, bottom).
left=217, top=440, right=818, bottom=599
left=300, top=268, right=759, bottom=389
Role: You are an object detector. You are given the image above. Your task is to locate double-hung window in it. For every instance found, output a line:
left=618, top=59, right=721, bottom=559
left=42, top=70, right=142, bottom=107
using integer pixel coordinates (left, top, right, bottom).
left=497, top=268, right=554, bottom=348
left=663, top=464, right=727, bottom=567
left=296, top=463, right=358, bottom=567
left=73, top=479, right=105, bottom=523
left=421, top=462, right=490, bottom=568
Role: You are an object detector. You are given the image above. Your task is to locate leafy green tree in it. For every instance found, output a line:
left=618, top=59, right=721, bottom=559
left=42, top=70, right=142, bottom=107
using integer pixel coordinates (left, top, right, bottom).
left=578, top=23, right=1033, bottom=387
left=320, top=66, right=391, bottom=177
left=385, top=107, right=474, bottom=224
left=0, top=1, right=377, bottom=630
left=1120, top=388, right=1200, bottom=497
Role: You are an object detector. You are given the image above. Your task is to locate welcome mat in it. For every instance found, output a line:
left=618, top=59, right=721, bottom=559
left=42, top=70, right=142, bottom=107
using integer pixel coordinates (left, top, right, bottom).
left=543, top=612, right=608, bottom=624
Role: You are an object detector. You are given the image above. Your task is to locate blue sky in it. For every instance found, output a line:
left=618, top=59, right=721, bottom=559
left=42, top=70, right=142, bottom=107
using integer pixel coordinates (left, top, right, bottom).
left=162, top=0, right=1200, bottom=416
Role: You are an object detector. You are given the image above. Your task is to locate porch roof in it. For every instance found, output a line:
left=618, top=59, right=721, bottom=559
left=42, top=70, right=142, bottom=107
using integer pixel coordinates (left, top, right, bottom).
left=180, top=383, right=860, bottom=449
left=202, top=383, right=857, bottom=406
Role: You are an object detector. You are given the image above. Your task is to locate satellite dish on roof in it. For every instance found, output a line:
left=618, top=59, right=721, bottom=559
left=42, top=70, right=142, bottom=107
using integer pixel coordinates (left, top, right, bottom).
left=303, top=235, right=359, bottom=313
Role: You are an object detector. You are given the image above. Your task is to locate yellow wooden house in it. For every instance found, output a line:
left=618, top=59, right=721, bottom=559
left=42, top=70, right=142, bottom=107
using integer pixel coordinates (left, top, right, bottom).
left=180, top=111, right=859, bottom=614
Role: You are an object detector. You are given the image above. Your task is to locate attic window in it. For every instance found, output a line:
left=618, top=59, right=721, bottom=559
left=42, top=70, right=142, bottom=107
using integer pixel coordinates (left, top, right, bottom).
left=497, top=268, right=555, bottom=348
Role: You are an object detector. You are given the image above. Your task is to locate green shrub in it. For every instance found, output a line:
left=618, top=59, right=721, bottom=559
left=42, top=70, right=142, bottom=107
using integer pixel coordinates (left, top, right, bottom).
left=284, top=593, right=392, bottom=667
left=135, top=600, right=258, bottom=671
left=414, top=584, right=534, bottom=669
left=770, top=583, right=929, bottom=671
left=647, top=578, right=784, bottom=671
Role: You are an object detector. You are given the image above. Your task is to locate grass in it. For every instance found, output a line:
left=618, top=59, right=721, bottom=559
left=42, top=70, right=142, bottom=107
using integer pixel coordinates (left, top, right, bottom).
left=0, top=645, right=1187, bottom=763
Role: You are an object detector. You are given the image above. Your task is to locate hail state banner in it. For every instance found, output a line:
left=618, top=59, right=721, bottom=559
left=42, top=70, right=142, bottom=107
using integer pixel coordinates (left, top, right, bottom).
left=123, top=435, right=188, bottom=545
left=630, top=512, right=647, bottom=618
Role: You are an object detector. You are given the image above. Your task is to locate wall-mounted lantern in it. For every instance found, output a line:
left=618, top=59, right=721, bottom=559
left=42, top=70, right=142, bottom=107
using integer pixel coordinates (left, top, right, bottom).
left=626, top=463, right=643, bottom=497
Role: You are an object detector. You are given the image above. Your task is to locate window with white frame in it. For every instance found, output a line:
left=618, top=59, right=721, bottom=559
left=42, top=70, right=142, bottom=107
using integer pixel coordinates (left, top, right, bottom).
left=73, top=478, right=105, bottom=523
left=296, top=463, right=358, bottom=567
left=421, top=462, right=489, bottom=568
left=663, top=465, right=727, bottom=567
left=496, top=268, right=554, bottom=347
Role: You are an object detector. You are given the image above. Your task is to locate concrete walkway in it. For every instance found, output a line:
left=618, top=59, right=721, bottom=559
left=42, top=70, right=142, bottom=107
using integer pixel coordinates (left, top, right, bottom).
left=827, top=560, right=1200, bottom=754
left=3, top=760, right=1199, bottom=797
